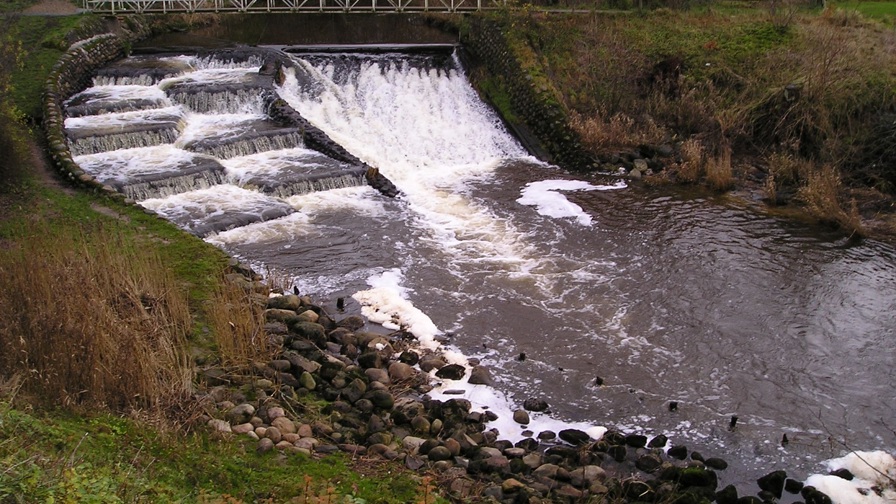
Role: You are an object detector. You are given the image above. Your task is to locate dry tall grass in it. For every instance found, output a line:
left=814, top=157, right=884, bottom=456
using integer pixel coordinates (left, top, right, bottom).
left=705, top=141, right=734, bottom=191
left=205, top=279, right=272, bottom=369
left=0, top=223, right=192, bottom=411
left=796, top=163, right=864, bottom=236
left=676, top=138, right=704, bottom=183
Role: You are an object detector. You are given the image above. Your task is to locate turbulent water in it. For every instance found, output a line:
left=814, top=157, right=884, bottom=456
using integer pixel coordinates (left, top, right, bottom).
left=65, top=48, right=896, bottom=492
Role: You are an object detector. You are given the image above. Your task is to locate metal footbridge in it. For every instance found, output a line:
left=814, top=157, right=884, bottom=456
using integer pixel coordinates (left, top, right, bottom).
left=82, top=0, right=506, bottom=13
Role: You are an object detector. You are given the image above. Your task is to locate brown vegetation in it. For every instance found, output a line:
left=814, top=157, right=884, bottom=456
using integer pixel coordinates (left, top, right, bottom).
left=509, top=4, right=896, bottom=238
left=205, top=278, right=274, bottom=369
left=0, top=223, right=193, bottom=412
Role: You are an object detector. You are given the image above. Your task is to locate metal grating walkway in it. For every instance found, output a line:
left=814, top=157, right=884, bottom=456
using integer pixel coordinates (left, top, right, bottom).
left=82, top=0, right=506, bottom=13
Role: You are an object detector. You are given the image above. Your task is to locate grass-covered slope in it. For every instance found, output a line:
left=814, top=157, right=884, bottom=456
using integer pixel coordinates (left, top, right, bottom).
left=469, top=1, right=896, bottom=238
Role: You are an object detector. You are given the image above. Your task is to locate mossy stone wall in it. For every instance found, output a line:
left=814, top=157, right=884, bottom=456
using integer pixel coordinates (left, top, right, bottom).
left=42, top=16, right=153, bottom=194
left=460, top=17, right=596, bottom=171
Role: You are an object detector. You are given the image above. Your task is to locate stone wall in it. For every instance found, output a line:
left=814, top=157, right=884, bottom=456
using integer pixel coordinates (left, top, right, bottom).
left=42, top=16, right=153, bottom=195
left=459, top=17, right=597, bottom=171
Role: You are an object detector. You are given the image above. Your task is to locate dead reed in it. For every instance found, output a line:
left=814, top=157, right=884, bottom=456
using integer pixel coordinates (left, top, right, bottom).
left=0, top=222, right=192, bottom=412
left=205, top=277, right=273, bottom=369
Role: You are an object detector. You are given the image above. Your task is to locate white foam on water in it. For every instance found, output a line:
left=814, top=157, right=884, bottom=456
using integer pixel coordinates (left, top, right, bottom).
left=65, top=84, right=171, bottom=108
left=64, top=105, right=185, bottom=130
left=516, top=179, right=627, bottom=226
left=175, top=112, right=267, bottom=147
left=73, top=145, right=205, bottom=183
left=352, top=268, right=607, bottom=444
left=805, top=451, right=896, bottom=504
left=221, top=147, right=340, bottom=183
left=353, top=268, right=444, bottom=351
left=284, top=186, right=387, bottom=217
left=139, top=183, right=286, bottom=222
left=206, top=212, right=313, bottom=246
left=160, top=67, right=261, bottom=88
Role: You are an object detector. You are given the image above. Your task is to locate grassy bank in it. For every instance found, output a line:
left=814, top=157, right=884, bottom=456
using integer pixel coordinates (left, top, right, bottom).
left=477, top=1, right=896, bottom=239
left=0, top=400, right=431, bottom=502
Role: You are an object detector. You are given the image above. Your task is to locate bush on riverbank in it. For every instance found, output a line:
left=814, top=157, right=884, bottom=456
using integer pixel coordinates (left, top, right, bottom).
left=481, top=2, right=896, bottom=237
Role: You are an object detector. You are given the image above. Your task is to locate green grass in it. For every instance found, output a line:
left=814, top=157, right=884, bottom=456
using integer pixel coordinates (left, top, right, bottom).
left=831, top=0, right=896, bottom=21
left=0, top=0, right=39, bottom=13
left=5, top=15, right=86, bottom=119
left=0, top=403, right=430, bottom=503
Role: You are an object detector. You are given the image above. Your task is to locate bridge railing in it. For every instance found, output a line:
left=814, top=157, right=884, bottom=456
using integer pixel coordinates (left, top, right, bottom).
left=82, top=0, right=507, bottom=13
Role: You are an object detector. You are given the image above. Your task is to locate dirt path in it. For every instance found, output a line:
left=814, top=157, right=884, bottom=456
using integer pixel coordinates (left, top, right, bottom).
left=21, top=0, right=86, bottom=16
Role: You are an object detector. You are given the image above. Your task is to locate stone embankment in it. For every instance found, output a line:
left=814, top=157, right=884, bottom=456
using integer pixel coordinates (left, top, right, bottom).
left=202, top=266, right=836, bottom=504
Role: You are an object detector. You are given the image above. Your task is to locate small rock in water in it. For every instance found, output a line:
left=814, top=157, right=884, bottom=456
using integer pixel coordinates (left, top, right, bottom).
left=704, top=457, right=728, bottom=470
left=829, top=468, right=854, bottom=480
left=435, top=364, right=466, bottom=380
left=523, top=398, right=549, bottom=412
left=667, top=445, right=688, bottom=460
left=594, top=376, right=604, bottom=386
left=668, top=401, right=679, bottom=412
left=517, top=352, right=526, bottom=361
left=757, top=470, right=787, bottom=498
left=647, top=434, right=668, bottom=448
left=512, top=409, right=530, bottom=425
left=728, top=415, right=738, bottom=431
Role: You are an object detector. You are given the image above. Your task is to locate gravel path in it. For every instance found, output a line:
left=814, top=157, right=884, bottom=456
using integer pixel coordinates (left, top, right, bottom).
left=22, top=0, right=86, bottom=15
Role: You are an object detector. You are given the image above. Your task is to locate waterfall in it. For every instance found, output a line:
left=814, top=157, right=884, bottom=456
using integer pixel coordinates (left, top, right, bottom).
left=93, top=75, right=159, bottom=87
left=187, top=132, right=306, bottom=160
left=68, top=128, right=180, bottom=156
left=263, top=173, right=367, bottom=198
left=168, top=89, right=265, bottom=114
left=123, top=168, right=227, bottom=201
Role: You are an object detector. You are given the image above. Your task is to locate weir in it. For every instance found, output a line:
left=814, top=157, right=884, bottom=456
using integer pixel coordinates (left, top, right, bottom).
left=119, top=164, right=227, bottom=200
left=68, top=127, right=181, bottom=156
left=184, top=130, right=307, bottom=159
left=263, top=172, right=367, bottom=198
left=168, top=88, right=265, bottom=113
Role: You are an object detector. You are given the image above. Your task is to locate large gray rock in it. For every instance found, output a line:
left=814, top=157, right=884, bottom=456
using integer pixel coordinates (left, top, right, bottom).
left=289, top=321, right=327, bottom=348
left=468, top=365, right=494, bottom=385
left=298, top=371, right=316, bottom=390
left=283, top=351, right=320, bottom=374
left=341, top=378, right=367, bottom=404
left=272, top=416, right=296, bottom=435
left=208, top=419, right=232, bottom=433
left=559, top=428, right=591, bottom=445
left=428, top=446, right=453, bottom=462
left=264, top=308, right=297, bottom=323
left=570, top=465, right=606, bottom=487
left=388, top=362, right=416, bottom=381
left=267, top=294, right=301, bottom=311
left=365, top=389, right=395, bottom=409
left=337, top=315, right=366, bottom=331
left=226, top=403, right=256, bottom=425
